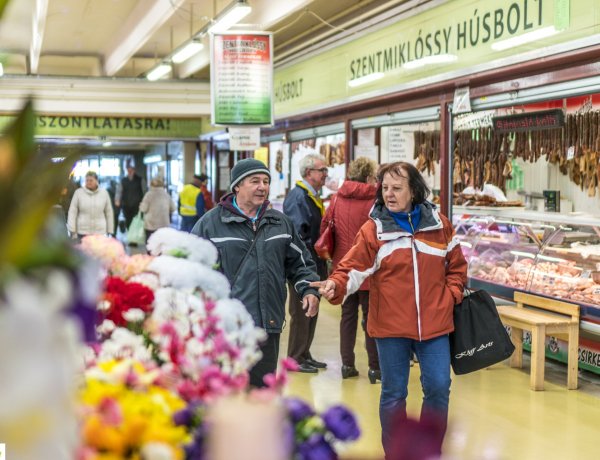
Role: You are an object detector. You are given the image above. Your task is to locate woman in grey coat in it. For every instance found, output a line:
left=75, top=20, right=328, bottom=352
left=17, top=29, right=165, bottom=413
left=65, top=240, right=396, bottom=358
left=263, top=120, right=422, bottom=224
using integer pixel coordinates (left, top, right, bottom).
left=139, top=177, right=176, bottom=240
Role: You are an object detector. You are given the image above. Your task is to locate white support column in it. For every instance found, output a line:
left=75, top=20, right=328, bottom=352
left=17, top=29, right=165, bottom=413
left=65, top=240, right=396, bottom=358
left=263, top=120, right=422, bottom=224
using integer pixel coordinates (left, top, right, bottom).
left=183, top=141, right=198, bottom=184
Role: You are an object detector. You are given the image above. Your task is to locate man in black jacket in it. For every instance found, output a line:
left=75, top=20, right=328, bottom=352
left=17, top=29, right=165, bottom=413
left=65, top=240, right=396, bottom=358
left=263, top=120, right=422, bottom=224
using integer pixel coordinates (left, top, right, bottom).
left=192, top=158, right=321, bottom=387
left=116, top=165, right=144, bottom=231
left=283, top=153, right=329, bottom=373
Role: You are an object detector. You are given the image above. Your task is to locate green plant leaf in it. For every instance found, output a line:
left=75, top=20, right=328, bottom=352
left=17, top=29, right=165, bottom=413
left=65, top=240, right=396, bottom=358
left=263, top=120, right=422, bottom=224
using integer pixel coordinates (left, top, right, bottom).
left=5, top=99, right=36, bottom=165
left=0, top=99, right=81, bottom=267
left=0, top=0, right=10, bottom=19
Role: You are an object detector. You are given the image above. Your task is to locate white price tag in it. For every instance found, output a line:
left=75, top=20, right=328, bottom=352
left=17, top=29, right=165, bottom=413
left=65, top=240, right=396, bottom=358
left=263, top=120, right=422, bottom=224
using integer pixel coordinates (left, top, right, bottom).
left=567, top=146, right=575, bottom=160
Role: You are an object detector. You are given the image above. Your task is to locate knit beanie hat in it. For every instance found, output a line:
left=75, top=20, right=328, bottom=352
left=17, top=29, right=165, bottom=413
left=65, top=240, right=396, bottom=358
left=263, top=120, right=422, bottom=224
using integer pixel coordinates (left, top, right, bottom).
left=230, top=158, right=271, bottom=190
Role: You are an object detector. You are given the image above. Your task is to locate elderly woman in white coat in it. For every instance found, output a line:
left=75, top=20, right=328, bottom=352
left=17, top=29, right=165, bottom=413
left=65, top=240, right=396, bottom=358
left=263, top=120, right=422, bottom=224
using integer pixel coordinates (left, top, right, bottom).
left=67, top=171, right=114, bottom=239
left=139, top=176, right=176, bottom=240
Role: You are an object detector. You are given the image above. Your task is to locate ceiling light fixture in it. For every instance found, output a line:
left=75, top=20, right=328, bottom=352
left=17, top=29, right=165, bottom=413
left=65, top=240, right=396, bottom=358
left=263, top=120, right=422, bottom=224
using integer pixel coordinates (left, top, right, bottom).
left=145, top=0, right=251, bottom=80
left=147, top=63, right=172, bottom=81
left=491, top=26, right=559, bottom=51
left=402, top=54, right=458, bottom=69
left=172, top=40, right=205, bottom=63
left=348, top=72, right=384, bottom=88
left=30, top=0, right=49, bottom=73
left=207, top=0, right=252, bottom=34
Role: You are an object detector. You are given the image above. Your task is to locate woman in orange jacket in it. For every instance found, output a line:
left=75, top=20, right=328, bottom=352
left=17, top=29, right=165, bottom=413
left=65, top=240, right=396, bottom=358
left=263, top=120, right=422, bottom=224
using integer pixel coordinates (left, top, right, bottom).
left=312, top=162, right=467, bottom=456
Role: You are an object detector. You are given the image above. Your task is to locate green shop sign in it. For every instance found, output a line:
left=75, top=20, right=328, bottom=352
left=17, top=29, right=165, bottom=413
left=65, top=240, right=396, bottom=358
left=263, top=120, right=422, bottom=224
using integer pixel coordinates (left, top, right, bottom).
left=274, top=0, right=591, bottom=117
left=0, top=114, right=204, bottom=139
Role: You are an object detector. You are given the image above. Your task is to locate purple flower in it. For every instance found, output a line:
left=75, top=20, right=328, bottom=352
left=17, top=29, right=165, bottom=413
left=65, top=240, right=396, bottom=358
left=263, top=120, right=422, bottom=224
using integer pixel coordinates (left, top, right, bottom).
left=322, top=405, right=360, bottom=441
left=283, top=421, right=295, bottom=455
left=173, top=407, right=194, bottom=427
left=65, top=266, right=102, bottom=342
left=66, top=298, right=98, bottom=342
left=284, top=397, right=315, bottom=423
left=297, top=434, right=337, bottom=460
left=184, top=424, right=207, bottom=460
left=173, top=402, right=201, bottom=427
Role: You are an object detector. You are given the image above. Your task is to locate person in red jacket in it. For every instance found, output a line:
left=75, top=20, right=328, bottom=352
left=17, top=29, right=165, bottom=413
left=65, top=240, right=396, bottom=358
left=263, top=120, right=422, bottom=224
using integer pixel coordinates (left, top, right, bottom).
left=320, top=157, right=380, bottom=382
left=311, top=161, right=467, bottom=456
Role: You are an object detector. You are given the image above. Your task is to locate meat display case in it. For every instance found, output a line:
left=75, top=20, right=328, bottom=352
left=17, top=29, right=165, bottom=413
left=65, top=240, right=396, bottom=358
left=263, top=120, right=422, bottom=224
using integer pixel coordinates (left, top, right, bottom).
left=453, top=207, right=600, bottom=374
left=453, top=207, right=600, bottom=323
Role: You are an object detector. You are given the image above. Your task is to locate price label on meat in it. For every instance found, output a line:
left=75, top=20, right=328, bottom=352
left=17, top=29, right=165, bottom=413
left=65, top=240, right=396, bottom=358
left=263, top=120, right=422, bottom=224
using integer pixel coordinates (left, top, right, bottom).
left=211, top=33, right=273, bottom=126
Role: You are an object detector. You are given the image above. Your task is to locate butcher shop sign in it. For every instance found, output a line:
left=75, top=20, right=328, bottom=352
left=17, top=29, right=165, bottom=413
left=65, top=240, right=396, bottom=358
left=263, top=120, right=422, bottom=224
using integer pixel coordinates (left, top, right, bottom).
left=492, top=109, right=565, bottom=133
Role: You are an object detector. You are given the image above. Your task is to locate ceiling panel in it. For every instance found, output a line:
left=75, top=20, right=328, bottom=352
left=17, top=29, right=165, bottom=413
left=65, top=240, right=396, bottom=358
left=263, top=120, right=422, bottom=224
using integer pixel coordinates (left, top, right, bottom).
left=0, top=0, right=414, bottom=79
left=44, top=0, right=139, bottom=54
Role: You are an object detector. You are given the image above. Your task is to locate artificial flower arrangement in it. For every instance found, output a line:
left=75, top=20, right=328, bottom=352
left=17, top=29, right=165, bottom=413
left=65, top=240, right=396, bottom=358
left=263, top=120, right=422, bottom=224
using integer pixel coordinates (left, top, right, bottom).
left=81, top=229, right=266, bottom=401
left=203, top=359, right=360, bottom=460
left=77, top=229, right=361, bottom=459
left=80, top=357, right=360, bottom=460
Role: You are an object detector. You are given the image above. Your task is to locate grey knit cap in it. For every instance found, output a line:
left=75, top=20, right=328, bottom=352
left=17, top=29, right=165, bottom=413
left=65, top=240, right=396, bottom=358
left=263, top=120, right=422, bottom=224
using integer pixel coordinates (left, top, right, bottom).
left=230, top=158, right=271, bottom=190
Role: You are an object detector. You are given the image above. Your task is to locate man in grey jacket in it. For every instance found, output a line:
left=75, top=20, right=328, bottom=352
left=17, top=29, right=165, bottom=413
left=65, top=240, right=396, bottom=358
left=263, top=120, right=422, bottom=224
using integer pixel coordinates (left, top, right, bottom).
left=192, top=159, right=321, bottom=387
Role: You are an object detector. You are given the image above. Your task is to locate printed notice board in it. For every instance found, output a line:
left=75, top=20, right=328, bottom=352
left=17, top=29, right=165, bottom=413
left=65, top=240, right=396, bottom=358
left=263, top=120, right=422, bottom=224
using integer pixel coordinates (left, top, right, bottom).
left=211, top=32, right=273, bottom=126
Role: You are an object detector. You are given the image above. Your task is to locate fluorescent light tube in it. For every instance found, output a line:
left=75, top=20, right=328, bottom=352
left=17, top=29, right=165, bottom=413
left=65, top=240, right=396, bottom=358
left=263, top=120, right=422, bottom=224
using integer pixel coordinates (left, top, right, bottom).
left=403, top=54, right=457, bottom=69
left=348, top=72, right=384, bottom=88
left=492, top=26, right=558, bottom=51
left=172, top=41, right=204, bottom=63
left=208, top=2, right=252, bottom=34
left=147, top=63, right=172, bottom=81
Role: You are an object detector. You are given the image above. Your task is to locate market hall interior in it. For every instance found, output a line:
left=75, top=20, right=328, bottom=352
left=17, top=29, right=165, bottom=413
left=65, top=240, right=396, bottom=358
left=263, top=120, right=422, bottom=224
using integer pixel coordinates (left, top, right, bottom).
left=3, top=0, right=600, bottom=459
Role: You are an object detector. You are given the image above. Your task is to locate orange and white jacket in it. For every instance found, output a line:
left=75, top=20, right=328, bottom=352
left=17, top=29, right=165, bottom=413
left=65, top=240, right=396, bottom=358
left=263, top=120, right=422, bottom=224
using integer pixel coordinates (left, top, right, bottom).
left=328, top=201, right=467, bottom=341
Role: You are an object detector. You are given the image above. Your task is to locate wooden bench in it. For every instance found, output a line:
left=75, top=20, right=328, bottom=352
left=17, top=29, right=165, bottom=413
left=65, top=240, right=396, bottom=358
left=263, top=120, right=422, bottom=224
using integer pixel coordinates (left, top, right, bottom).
left=496, top=292, right=580, bottom=391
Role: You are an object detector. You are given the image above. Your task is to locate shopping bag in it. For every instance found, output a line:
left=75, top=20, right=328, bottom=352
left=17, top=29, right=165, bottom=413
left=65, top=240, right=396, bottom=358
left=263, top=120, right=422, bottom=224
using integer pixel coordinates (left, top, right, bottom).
left=126, top=212, right=146, bottom=246
left=314, top=195, right=337, bottom=260
left=314, top=219, right=334, bottom=260
left=449, top=289, right=515, bottom=375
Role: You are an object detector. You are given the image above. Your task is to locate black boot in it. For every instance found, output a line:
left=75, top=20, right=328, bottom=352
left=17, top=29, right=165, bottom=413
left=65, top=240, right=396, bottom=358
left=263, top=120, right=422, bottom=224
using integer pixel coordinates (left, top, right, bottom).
left=341, top=365, right=359, bottom=379
left=368, top=369, right=381, bottom=384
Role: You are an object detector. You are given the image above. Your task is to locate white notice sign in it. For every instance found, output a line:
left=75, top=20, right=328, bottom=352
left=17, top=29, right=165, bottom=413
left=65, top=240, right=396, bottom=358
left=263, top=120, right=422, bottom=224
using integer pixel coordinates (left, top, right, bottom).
left=387, top=126, right=411, bottom=162
left=229, top=126, right=261, bottom=151
left=453, top=87, right=472, bottom=114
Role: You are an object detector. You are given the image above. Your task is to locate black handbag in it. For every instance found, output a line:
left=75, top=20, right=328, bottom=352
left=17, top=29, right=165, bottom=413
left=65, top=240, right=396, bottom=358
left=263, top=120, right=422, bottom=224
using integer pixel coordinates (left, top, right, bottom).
left=449, top=289, right=515, bottom=375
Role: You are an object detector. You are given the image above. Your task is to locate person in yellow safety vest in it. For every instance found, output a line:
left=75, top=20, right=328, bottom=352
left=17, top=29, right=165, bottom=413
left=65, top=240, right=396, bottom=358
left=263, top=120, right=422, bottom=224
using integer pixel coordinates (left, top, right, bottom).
left=179, top=174, right=210, bottom=232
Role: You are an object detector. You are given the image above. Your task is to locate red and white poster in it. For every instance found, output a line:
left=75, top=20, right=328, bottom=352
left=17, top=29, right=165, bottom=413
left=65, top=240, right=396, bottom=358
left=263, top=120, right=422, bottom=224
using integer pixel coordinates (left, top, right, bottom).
left=210, top=32, right=273, bottom=126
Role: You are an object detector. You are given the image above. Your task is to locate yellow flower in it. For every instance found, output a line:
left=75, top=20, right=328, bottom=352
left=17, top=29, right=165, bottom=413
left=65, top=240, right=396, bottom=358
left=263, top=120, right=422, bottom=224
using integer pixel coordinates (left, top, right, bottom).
left=79, top=378, right=190, bottom=456
left=82, top=414, right=126, bottom=454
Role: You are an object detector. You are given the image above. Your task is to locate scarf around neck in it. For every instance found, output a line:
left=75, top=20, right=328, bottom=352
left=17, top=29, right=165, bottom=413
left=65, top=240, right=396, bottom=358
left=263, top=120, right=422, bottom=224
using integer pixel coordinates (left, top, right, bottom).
left=296, top=180, right=324, bottom=216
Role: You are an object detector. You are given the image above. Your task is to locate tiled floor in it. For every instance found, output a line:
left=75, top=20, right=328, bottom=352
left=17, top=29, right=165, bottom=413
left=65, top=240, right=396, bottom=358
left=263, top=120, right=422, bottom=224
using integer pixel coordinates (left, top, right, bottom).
left=281, top=300, right=600, bottom=460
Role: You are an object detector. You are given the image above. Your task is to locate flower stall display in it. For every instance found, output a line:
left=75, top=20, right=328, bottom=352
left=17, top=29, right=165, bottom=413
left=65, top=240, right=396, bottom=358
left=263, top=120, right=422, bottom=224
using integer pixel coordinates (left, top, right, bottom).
left=77, top=230, right=361, bottom=459
left=82, top=230, right=267, bottom=401
left=0, top=101, right=361, bottom=460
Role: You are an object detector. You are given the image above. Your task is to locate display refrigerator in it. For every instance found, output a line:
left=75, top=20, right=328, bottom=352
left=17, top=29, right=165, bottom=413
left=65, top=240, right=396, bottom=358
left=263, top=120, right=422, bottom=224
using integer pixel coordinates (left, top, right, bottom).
left=453, top=207, right=600, bottom=374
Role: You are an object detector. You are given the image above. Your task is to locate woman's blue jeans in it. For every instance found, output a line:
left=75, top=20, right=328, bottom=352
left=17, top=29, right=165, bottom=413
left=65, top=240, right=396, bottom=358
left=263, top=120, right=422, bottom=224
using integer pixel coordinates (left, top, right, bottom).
left=375, top=335, right=451, bottom=452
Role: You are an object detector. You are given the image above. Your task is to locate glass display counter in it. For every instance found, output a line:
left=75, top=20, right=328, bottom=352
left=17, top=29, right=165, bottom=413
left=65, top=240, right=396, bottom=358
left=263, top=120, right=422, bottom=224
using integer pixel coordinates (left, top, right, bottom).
left=453, top=207, right=600, bottom=374
left=453, top=207, right=600, bottom=323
